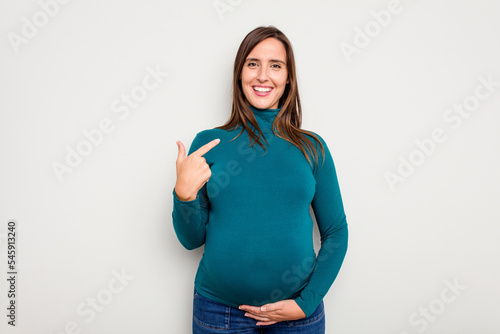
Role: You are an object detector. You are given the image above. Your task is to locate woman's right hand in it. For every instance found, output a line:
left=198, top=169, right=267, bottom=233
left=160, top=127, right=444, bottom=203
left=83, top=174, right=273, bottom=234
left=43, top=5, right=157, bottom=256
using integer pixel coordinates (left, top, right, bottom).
left=174, top=138, right=220, bottom=201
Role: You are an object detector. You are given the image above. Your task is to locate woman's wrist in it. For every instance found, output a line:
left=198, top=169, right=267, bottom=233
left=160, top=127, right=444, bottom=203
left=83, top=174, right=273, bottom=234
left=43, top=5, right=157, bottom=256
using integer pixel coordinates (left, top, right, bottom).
left=174, top=183, right=197, bottom=202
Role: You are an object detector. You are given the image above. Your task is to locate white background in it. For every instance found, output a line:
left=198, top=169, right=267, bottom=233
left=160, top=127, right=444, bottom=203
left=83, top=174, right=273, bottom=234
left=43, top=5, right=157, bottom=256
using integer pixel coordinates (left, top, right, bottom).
left=1, top=0, right=499, bottom=333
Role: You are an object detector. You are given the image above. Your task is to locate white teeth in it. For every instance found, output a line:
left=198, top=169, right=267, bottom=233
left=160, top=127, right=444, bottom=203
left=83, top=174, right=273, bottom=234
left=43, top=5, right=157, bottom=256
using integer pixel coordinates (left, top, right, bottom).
left=253, top=86, right=272, bottom=92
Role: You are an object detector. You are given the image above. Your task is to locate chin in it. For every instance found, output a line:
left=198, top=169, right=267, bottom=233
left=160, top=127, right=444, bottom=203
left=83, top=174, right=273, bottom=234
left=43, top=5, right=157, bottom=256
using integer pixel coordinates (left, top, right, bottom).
left=253, top=103, right=269, bottom=109
left=249, top=99, right=277, bottom=110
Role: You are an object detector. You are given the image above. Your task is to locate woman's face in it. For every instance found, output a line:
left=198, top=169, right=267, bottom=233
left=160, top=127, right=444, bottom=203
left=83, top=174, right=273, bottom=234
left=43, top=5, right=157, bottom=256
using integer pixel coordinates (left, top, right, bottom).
left=240, top=37, right=289, bottom=110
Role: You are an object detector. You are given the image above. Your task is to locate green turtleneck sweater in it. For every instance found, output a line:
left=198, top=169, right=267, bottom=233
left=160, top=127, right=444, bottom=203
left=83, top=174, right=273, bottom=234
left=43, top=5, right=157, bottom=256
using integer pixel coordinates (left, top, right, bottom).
left=172, top=105, right=348, bottom=318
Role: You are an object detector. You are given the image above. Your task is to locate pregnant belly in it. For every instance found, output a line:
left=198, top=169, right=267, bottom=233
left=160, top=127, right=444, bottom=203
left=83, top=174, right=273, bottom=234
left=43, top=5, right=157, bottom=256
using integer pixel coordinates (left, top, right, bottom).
left=202, top=230, right=316, bottom=306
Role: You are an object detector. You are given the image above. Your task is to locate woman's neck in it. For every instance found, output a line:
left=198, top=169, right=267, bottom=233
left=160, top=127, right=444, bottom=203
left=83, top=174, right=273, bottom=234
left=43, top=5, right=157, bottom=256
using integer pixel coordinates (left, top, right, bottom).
left=248, top=104, right=281, bottom=133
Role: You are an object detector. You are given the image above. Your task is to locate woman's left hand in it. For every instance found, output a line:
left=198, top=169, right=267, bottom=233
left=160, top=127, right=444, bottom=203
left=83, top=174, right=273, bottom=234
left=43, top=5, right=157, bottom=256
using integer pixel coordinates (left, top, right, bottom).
left=238, top=299, right=306, bottom=325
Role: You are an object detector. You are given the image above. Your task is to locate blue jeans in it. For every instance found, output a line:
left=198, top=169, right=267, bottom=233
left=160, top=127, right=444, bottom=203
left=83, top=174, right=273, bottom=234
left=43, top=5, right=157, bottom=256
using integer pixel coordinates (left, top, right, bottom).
left=192, top=286, right=325, bottom=333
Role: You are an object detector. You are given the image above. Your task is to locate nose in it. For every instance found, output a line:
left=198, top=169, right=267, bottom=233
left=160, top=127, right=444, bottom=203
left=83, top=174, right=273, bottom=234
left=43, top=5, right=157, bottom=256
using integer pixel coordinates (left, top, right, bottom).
left=256, top=67, right=269, bottom=82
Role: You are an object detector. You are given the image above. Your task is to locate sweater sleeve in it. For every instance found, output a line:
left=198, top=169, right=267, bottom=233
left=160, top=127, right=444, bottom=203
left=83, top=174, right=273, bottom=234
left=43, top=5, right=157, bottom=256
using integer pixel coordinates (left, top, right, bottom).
left=171, top=133, right=211, bottom=250
left=293, top=134, right=349, bottom=318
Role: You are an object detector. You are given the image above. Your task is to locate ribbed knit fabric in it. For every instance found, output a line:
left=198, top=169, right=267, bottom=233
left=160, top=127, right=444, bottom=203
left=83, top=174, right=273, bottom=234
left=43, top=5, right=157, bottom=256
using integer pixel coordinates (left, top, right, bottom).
left=172, top=105, right=348, bottom=318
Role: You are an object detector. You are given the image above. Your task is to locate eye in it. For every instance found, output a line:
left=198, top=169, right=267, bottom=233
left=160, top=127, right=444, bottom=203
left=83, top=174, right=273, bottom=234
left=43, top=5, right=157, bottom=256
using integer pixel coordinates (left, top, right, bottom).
left=271, top=64, right=281, bottom=69
left=247, top=62, right=258, bottom=68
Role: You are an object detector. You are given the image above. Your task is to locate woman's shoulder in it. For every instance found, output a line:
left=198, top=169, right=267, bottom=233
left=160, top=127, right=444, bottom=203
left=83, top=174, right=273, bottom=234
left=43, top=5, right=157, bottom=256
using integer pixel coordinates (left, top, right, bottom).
left=302, top=129, right=334, bottom=165
left=194, top=127, right=233, bottom=140
left=302, top=129, right=329, bottom=148
left=189, top=127, right=234, bottom=151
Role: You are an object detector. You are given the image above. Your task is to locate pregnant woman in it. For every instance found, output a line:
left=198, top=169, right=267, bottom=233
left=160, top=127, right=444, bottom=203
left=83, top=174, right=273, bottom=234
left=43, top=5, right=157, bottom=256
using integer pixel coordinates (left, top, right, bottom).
left=172, top=26, right=348, bottom=333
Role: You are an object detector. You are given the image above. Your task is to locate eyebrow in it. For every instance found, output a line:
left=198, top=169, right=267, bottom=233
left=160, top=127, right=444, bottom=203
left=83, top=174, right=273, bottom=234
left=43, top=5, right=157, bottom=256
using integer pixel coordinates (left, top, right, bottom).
left=245, top=58, right=286, bottom=65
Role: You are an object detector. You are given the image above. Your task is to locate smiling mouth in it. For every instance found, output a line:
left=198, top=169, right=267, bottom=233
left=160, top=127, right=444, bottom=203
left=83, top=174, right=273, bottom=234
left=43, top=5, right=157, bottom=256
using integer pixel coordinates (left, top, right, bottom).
left=253, top=86, right=273, bottom=93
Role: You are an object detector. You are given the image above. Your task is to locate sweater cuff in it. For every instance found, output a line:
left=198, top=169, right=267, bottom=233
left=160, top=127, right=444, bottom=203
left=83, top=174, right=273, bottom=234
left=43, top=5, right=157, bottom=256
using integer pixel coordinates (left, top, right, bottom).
left=172, top=188, right=199, bottom=204
left=293, top=296, right=314, bottom=318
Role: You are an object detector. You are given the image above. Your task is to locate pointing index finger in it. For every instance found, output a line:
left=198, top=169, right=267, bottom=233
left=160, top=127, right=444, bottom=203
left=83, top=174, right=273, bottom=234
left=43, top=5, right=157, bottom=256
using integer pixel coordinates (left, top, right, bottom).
left=193, top=138, right=220, bottom=156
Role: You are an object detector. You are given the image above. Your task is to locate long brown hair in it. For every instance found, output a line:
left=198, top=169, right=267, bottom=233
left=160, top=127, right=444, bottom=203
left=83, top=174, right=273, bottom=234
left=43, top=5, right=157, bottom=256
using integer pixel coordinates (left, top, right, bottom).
left=216, top=26, right=325, bottom=168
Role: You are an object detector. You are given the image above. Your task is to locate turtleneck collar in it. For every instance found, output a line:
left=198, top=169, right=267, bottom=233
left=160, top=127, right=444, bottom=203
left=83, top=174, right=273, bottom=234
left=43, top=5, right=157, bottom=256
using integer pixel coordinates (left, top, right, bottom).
left=248, top=105, right=281, bottom=133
